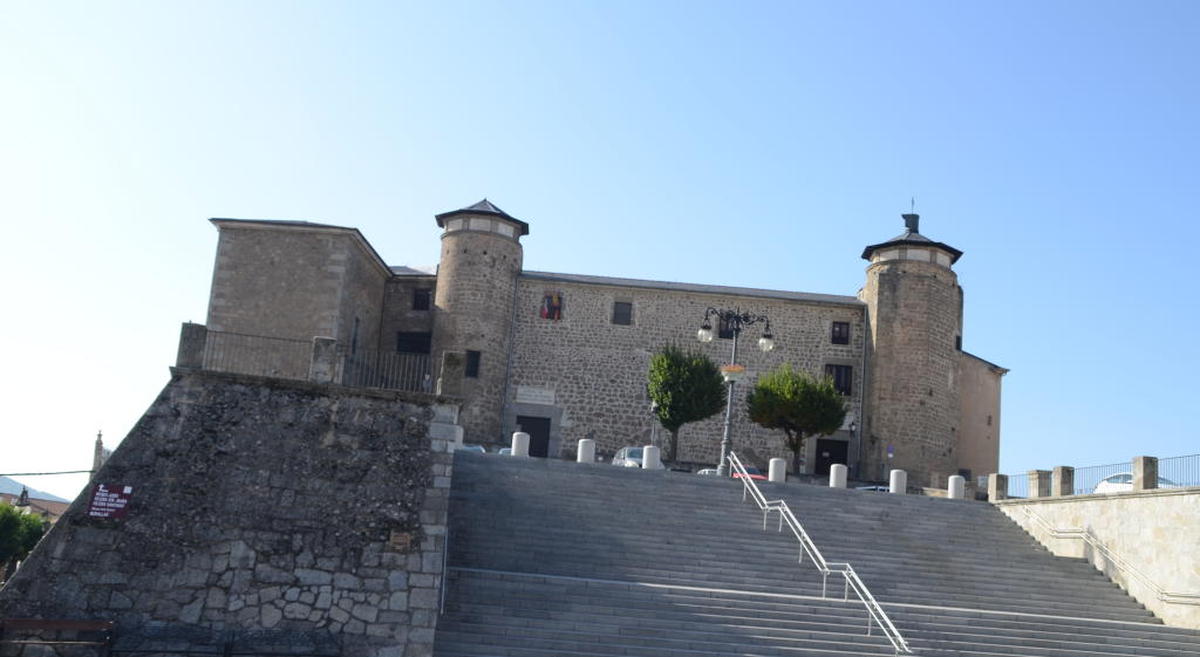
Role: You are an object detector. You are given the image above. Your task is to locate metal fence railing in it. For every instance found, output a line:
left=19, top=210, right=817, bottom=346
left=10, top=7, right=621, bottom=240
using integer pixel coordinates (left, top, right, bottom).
left=202, top=330, right=312, bottom=381
left=999, top=454, right=1200, bottom=498
left=1071, top=461, right=1129, bottom=495
left=1159, top=454, right=1200, bottom=488
left=340, top=348, right=432, bottom=393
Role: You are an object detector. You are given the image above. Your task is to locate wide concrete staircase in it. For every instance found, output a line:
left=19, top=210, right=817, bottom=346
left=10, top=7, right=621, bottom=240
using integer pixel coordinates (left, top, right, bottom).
left=433, top=452, right=1200, bottom=656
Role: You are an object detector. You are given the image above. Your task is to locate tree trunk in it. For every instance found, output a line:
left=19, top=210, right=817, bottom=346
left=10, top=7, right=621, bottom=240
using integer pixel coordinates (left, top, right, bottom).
left=667, top=430, right=679, bottom=462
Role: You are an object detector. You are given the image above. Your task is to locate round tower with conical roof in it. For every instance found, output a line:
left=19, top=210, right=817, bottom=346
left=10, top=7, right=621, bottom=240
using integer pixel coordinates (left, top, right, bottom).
left=859, top=213, right=964, bottom=488
left=431, top=200, right=528, bottom=444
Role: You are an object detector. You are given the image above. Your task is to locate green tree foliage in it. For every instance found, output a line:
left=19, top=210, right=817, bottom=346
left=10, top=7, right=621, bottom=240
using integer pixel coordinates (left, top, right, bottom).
left=746, top=365, right=847, bottom=474
left=0, top=503, right=46, bottom=581
left=647, top=344, right=725, bottom=461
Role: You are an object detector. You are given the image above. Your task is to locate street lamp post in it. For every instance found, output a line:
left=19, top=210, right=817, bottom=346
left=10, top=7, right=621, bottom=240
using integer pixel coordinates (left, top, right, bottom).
left=696, top=307, right=775, bottom=476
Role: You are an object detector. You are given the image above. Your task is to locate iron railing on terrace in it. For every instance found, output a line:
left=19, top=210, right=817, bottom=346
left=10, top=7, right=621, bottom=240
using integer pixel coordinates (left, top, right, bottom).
left=728, top=451, right=912, bottom=655
left=202, top=330, right=312, bottom=381
left=998, top=453, right=1200, bottom=498
left=199, top=330, right=432, bottom=393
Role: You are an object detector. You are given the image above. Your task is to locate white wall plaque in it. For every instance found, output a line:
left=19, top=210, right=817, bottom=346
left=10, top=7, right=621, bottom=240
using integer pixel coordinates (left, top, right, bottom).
left=515, top=385, right=556, bottom=405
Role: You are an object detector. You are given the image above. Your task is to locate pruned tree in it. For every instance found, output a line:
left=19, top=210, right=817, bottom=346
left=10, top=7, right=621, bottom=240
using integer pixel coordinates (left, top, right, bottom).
left=647, top=344, right=725, bottom=461
left=746, top=364, right=847, bottom=474
left=0, top=503, right=46, bottom=582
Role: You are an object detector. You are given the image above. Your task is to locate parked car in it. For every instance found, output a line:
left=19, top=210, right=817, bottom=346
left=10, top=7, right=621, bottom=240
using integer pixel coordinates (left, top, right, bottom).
left=855, top=485, right=891, bottom=492
left=611, top=446, right=645, bottom=468
left=459, top=444, right=487, bottom=453
left=1093, top=473, right=1179, bottom=494
left=497, top=447, right=512, bottom=456
left=696, top=468, right=719, bottom=476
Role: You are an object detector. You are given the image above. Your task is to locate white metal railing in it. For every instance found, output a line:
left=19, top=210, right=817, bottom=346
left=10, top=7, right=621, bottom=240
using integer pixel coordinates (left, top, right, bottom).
left=1017, top=506, right=1200, bottom=606
left=727, top=452, right=912, bottom=655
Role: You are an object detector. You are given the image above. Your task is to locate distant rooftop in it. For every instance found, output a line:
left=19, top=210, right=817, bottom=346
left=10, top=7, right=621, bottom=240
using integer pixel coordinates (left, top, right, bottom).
left=521, top=270, right=863, bottom=307
left=391, top=265, right=437, bottom=276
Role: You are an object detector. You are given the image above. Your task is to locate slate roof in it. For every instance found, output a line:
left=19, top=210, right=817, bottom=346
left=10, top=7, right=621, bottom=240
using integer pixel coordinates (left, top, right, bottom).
left=521, top=270, right=863, bottom=307
left=861, top=213, right=963, bottom=263
left=435, top=199, right=530, bottom=235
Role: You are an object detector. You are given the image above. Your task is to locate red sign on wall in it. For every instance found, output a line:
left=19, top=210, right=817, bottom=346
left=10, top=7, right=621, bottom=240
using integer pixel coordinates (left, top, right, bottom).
left=87, top=483, right=133, bottom=519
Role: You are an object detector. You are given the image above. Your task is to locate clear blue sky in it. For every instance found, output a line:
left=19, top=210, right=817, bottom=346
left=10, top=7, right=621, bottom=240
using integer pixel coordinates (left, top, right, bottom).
left=2, top=1, right=1197, bottom=499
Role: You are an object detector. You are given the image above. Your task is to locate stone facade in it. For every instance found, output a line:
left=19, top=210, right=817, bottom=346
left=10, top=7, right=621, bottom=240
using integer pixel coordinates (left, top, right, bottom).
left=196, top=202, right=1005, bottom=484
left=0, top=369, right=451, bottom=657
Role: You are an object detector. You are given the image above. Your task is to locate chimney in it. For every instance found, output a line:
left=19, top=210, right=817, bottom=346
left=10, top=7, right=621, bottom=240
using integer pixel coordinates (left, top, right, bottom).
left=902, top=213, right=920, bottom=234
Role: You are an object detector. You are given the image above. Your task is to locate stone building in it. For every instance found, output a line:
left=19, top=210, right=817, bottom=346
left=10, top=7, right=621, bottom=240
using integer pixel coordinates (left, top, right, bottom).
left=201, top=200, right=1005, bottom=487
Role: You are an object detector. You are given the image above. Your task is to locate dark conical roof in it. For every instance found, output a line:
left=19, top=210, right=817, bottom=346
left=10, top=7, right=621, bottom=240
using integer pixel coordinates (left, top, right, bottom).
left=435, top=198, right=529, bottom=235
left=861, top=213, right=962, bottom=263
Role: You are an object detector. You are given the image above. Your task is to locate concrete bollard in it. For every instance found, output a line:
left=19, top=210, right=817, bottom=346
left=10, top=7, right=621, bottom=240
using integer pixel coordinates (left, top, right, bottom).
left=829, top=464, right=848, bottom=489
left=510, top=432, right=530, bottom=457
left=889, top=469, right=907, bottom=495
left=577, top=439, right=595, bottom=463
left=642, top=445, right=664, bottom=470
left=768, top=458, right=787, bottom=483
left=948, top=475, right=966, bottom=500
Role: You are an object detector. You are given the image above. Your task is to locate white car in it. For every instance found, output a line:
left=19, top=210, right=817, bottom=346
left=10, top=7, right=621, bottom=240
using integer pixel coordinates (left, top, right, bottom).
left=611, top=446, right=645, bottom=468
left=1093, top=472, right=1179, bottom=494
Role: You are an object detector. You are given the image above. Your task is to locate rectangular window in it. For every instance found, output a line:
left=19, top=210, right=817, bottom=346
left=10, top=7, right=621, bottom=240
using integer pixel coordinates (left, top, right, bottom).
left=465, top=350, right=481, bottom=378
left=955, top=335, right=962, bottom=350
left=718, top=316, right=734, bottom=339
left=396, top=331, right=432, bottom=354
left=612, top=301, right=633, bottom=325
left=412, top=289, right=432, bottom=311
left=824, top=364, right=853, bottom=396
left=831, top=321, right=850, bottom=345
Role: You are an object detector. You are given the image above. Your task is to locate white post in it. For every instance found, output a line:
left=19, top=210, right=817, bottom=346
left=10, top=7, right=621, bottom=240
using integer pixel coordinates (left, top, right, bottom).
left=577, top=438, right=596, bottom=463
left=829, top=464, right=848, bottom=489
left=511, top=432, right=530, bottom=457
left=642, top=445, right=664, bottom=470
left=768, top=458, right=787, bottom=483
left=889, top=469, right=907, bottom=495
left=948, top=474, right=966, bottom=500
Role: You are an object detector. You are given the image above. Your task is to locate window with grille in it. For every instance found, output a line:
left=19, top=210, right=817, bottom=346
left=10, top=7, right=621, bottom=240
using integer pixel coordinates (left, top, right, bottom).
left=824, top=364, right=853, bottom=395
left=612, top=301, right=633, bottom=325
left=831, top=321, right=850, bottom=344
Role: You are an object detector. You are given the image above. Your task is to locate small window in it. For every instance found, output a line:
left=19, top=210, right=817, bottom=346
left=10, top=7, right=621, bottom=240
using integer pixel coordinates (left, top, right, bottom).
left=718, top=316, right=734, bottom=340
left=831, top=321, right=850, bottom=345
left=412, top=289, right=432, bottom=311
left=397, top=332, right=432, bottom=354
left=540, top=292, right=563, bottom=320
left=824, top=364, right=853, bottom=396
left=465, top=350, right=481, bottom=378
left=612, top=301, right=633, bottom=325
left=955, top=335, right=962, bottom=350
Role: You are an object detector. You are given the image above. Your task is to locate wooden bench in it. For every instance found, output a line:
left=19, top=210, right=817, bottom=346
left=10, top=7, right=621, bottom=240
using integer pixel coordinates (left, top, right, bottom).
left=0, top=619, right=114, bottom=656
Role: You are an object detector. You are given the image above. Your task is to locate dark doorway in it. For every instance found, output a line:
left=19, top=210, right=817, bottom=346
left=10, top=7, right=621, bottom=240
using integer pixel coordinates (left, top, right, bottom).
left=516, top=416, right=551, bottom=458
left=814, top=439, right=848, bottom=476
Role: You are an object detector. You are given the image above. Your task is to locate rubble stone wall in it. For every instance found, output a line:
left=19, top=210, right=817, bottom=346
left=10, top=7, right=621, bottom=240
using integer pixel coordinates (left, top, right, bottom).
left=0, top=369, right=451, bottom=657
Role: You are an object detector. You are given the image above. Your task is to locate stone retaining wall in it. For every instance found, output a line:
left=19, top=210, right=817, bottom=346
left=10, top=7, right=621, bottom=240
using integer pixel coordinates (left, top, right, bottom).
left=0, top=369, right=453, bottom=657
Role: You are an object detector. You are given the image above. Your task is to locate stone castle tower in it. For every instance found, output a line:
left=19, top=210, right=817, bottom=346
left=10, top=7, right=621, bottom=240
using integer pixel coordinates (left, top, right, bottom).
left=430, top=200, right=529, bottom=443
left=859, top=214, right=964, bottom=488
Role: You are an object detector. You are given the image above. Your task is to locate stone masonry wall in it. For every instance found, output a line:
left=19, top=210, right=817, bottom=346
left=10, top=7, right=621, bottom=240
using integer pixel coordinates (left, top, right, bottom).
left=380, top=277, right=436, bottom=352
left=506, top=277, right=865, bottom=472
left=957, top=352, right=1003, bottom=483
left=997, top=489, right=1200, bottom=629
left=207, top=224, right=345, bottom=340
left=430, top=225, right=522, bottom=444
left=861, top=258, right=961, bottom=487
left=0, top=369, right=452, bottom=657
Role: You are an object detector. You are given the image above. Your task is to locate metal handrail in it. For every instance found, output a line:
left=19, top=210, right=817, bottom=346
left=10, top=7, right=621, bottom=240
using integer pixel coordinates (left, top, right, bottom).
left=1017, top=506, right=1200, bottom=605
left=727, top=452, right=912, bottom=655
